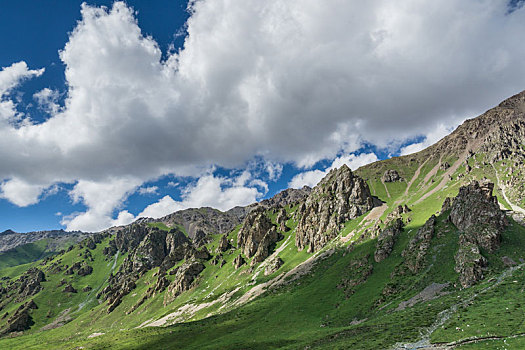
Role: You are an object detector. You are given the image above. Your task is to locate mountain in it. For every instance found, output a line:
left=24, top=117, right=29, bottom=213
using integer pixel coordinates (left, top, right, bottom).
left=1, top=91, right=525, bottom=349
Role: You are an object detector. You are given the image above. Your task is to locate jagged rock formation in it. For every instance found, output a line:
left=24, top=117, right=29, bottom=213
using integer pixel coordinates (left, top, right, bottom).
left=374, top=219, right=403, bottom=263
left=165, top=261, right=205, bottom=304
left=100, top=224, right=206, bottom=313
left=1, top=300, right=37, bottom=334
left=402, top=215, right=436, bottom=274
left=455, top=234, right=487, bottom=288
left=216, top=234, right=231, bottom=253
left=237, top=207, right=282, bottom=266
left=448, top=180, right=507, bottom=252
left=258, top=187, right=312, bottom=208
left=63, top=284, right=77, bottom=293
left=382, top=169, right=403, bottom=182
left=232, top=254, right=245, bottom=269
left=264, top=256, right=284, bottom=275
left=448, top=181, right=507, bottom=287
left=17, top=268, right=45, bottom=301
left=295, top=165, right=376, bottom=252
left=154, top=207, right=246, bottom=246
left=385, top=205, right=411, bottom=223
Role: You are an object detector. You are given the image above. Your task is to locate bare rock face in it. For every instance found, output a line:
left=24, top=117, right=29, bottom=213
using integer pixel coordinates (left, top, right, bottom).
left=440, top=197, right=453, bottom=214
left=216, top=234, right=231, bottom=253
left=385, top=205, right=411, bottom=224
left=63, top=284, right=77, bottom=293
left=258, top=187, right=312, bottom=208
left=402, top=215, right=436, bottom=274
left=449, top=180, right=507, bottom=252
left=455, top=234, right=487, bottom=288
left=382, top=169, right=403, bottom=182
left=132, top=228, right=168, bottom=272
left=295, top=165, right=376, bottom=253
left=101, top=225, right=197, bottom=313
left=232, top=254, right=245, bottom=270
left=1, top=300, right=37, bottom=334
left=165, top=261, right=205, bottom=303
left=264, top=256, right=284, bottom=276
left=374, top=219, right=403, bottom=263
left=237, top=207, right=282, bottom=265
left=17, top=268, right=45, bottom=301
left=156, top=207, right=245, bottom=247
left=448, top=180, right=507, bottom=287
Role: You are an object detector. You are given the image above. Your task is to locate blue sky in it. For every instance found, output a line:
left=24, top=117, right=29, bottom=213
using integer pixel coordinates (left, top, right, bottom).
left=0, top=1, right=524, bottom=232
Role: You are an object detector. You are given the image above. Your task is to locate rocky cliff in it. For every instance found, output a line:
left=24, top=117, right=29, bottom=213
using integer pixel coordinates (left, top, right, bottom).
left=295, top=165, right=377, bottom=252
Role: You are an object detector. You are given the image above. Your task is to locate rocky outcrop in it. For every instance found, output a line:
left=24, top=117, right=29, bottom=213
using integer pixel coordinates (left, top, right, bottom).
left=448, top=180, right=507, bottom=252
left=17, top=268, right=45, bottom=301
left=63, top=284, right=77, bottom=293
left=440, top=197, right=452, bottom=214
left=295, top=165, right=376, bottom=252
left=275, top=208, right=289, bottom=232
left=264, top=257, right=284, bottom=275
left=385, top=205, right=411, bottom=223
left=165, top=261, right=205, bottom=303
left=374, top=219, right=403, bottom=263
left=382, top=169, right=403, bottom=182
left=1, top=300, right=37, bottom=334
left=216, top=234, right=231, bottom=253
left=77, top=264, right=93, bottom=277
left=402, top=215, right=436, bottom=273
left=100, top=224, right=199, bottom=313
left=156, top=207, right=245, bottom=246
left=455, top=234, right=487, bottom=288
left=233, top=254, right=245, bottom=269
left=258, top=187, right=312, bottom=208
left=237, top=207, right=282, bottom=265
left=448, top=181, right=507, bottom=287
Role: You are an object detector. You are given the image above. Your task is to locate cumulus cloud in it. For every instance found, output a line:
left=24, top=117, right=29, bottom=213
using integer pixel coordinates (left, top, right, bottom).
left=0, top=178, right=45, bottom=207
left=1, top=1, right=525, bottom=230
left=138, top=172, right=264, bottom=219
left=289, top=153, right=379, bottom=188
left=33, top=88, right=61, bottom=115
left=138, top=186, right=159, bottom=195
left=0, top=61, right=43, bottom=123
left=61, top=177, right=142, bottom=231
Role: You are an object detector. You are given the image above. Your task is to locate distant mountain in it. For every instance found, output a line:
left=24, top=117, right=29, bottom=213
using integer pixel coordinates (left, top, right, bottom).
left=0, top=229, right=90, bottom=253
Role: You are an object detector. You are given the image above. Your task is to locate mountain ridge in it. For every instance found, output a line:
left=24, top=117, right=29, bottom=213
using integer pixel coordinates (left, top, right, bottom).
left=1, top=90, right=525, bottom=349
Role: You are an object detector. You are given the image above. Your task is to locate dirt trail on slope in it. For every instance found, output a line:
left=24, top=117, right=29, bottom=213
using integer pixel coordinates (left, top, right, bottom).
left=422, top=155, right=442, bottom=186
left=381, top=179, right=391, bottom=198
left=492, top=164, right=525, bottom=215
left=416, top=152, right=465, bottom=204
left=405, top=160, right=428, bottom=196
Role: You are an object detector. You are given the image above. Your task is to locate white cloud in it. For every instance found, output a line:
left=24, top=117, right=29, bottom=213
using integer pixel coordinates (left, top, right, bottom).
left=33, top=88, right=60, bottom=115
left=138, top=186, right=158, bottom=195
left=289, top=152, right=378, bottom=188
left=0, top=61, right=43, bottom=123
left=1, top=1, right=525, bottom=230
left=138, top=172, right=264, bottom=219
left=400, top=123, right=457, bottom=155
left=0, top=178, right=45, bottom=207
left=61, top=177, right=141, bottom=231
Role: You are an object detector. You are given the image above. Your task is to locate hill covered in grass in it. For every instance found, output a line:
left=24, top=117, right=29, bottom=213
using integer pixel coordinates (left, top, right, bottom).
left=1, top=91, right=525, bottom=349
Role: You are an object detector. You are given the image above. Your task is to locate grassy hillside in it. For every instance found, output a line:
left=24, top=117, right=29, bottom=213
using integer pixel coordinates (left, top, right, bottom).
left=1, top=94, right=525, bottom=349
